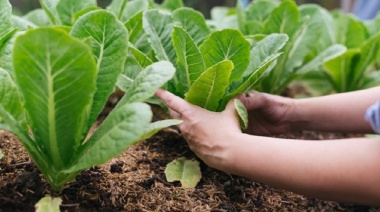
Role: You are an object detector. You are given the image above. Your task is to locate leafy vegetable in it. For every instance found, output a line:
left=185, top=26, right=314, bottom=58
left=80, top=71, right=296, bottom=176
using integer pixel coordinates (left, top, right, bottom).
left=0, top=7, right=175, bottom=191
left=299, top=12, right=380, bottom=94
left=323, top=34, right=380, bottom=92
left=70, top=10, right=129, bottom=130
left=236, top=0, right=346, bottom=94
left=141, top=8, right=285, bottom=112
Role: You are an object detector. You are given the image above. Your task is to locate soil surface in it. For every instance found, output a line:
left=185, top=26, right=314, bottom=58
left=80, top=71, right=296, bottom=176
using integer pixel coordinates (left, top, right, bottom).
left=0, top=97, right=380, bottom=211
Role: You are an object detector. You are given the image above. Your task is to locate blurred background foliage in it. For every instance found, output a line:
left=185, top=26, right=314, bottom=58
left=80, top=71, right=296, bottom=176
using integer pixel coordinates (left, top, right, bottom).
left=10, top=0, right=347, bottom=17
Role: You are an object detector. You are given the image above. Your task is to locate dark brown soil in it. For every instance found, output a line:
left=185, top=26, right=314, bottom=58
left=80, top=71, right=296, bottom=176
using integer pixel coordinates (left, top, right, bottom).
left=0, top=98, right=379, bottom=211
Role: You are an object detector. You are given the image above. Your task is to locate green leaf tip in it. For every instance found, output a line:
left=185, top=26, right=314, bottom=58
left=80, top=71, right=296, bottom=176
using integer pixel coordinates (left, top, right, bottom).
left=234, top=99, right=248, bottom=130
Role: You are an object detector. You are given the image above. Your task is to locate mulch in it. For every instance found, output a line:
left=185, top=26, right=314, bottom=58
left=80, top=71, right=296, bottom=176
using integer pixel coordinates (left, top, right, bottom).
left=0, top=92, right=379, bottom=211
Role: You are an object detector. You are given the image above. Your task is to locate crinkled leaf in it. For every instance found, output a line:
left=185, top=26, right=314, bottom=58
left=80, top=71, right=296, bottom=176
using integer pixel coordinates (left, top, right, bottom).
left=172, top=26, right=204, bottom=95
left=0, top=0, right=12, bottom=38
left=68, top=103, right=152, bottom=173
left=13, top=27, right=97, bottom=169
left=185, top=60, right=234, bottom=111
left=172, top=8, right=210, bottom=45
left=57, top=0, right=97, bottom=26
left=35, top=196, right=62, bottom=212
left=234, top=99, right=248, bottom=130
left=143, top=9, right=176, bottom=63
left=70, top=10, right=129, bottom=129
left=165, top=157, right=202, bottom=189
left=140, top=119, right=183, bottom=140
left=117, top=61, right=176, bottom=106
left=200, top=29, right=250, bottom=82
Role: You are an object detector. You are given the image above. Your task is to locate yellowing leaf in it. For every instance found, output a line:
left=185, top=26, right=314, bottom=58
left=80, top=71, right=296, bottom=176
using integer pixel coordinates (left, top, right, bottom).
left=165, top=157, right=202, bottom=189
left=35, top=196, right=62, bottom=212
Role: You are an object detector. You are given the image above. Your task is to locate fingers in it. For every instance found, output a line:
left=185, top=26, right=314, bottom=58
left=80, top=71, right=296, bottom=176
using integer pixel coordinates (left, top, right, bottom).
left=155, top=89, right=192, bottom=115
left=170, top=110, right=181, bottom=119
left=237, top=90, right=267, bottom=110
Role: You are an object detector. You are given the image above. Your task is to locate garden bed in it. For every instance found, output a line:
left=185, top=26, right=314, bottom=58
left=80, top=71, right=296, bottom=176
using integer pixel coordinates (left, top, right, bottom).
left=0, top=102, right=378, bottom=211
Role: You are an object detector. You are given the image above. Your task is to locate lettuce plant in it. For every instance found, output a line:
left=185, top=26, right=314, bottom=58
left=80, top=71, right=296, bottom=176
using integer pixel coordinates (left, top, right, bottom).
left=320, top=14, right=380, bottom=93
left=0, top=8, right=176, bottom=191
left=129, top=7, right=288, bottom=115
left=235, top=0, right=346, bottom=94
left=297, top=11, right=380, bottom=95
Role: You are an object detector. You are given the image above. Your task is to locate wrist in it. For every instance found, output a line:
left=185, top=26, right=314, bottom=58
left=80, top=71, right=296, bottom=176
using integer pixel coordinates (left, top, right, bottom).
left=208, top=131, right=242, bottom=173
left=218, top=133, right=251, bottom=174
left=288, top=99, right=309, bottom=131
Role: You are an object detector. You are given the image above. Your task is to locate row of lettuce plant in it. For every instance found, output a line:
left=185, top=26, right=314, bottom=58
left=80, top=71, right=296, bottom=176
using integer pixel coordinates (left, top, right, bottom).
left=208, top=0, right=380, bottom=95
left=299, top=9, right=380, bottom=95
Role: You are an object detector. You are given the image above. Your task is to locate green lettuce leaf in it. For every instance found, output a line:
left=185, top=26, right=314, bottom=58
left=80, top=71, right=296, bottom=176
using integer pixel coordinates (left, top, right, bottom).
left=172, top=26, right=204, bottom=96
left=70, top=10, right=129, bottom=130
left=13, top=27, right=97, bottom=170
left=67, top=102, right=152, bottom=173
left=56, top=0, right=97, bottom=26
left=185, top=60, right=234, bottom=111
left=200, top=29, right=250, bottom=82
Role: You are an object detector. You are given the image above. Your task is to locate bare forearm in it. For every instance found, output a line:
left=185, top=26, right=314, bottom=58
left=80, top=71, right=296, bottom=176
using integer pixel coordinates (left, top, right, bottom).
left=222, top=134, right=380, bottom=206
left=291, top=87, right=380, bottom=133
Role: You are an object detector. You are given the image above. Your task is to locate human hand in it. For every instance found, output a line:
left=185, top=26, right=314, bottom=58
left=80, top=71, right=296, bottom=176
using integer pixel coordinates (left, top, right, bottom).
left=237, top=91, right=295, bottom=135
left=155, top=89, right=241, bottom=170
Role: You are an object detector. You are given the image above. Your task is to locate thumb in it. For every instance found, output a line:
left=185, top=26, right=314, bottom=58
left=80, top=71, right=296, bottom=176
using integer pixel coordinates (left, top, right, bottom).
left=222, top=98, right=239, bottom=117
